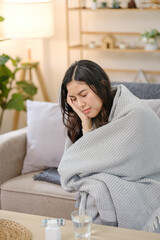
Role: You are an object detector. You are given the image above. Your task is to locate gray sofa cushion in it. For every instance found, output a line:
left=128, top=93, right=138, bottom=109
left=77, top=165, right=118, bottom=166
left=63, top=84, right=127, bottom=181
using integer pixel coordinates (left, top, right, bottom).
left=112, top=82, right=160, bottom=99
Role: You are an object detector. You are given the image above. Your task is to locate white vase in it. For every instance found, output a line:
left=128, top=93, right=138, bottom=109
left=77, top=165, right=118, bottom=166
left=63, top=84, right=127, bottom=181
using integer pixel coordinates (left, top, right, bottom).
left=145, top=42, right=158, bottom=51
left=91, top=1, right=97, bottom=9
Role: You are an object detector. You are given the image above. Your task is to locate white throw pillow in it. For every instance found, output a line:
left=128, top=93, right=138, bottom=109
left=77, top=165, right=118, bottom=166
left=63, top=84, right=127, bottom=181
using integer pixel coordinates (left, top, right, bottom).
left=22, top=100, right=66, bottom=174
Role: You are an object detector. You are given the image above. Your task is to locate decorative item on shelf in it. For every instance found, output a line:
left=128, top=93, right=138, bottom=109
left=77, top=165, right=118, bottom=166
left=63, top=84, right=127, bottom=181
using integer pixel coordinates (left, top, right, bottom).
left=100, top=1, right=108, bottom=8
left=127, top=0, right=137, bottom=8
left=88, top=41, right=96, bottom=48
left=112, top=0, right=121, bottom=9
left=101, top=34, right=116, bottom=49
left=140, top=29, right=160, bottom=51
left=118, top=41, right=128, bottom=49
left=82, top=0, right=86, bottom=9
left=91, top=0, right=97, bottom=9
left=133, top=69, right=150, bottom=83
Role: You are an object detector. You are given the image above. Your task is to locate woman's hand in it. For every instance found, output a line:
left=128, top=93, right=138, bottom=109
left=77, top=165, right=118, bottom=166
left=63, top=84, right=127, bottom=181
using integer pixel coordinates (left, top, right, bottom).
left=67, top=94, right=92, bottom=131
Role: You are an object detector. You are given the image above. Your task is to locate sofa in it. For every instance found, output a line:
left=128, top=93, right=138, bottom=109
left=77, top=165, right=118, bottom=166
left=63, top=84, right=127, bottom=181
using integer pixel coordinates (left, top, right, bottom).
left=0, top=82, right=160, bottom=220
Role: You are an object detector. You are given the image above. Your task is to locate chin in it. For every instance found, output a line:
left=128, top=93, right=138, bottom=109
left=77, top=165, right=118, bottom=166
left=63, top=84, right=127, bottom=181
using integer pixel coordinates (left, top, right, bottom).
left=88, top=113, right=97, bottom=118
left=89, top=110, right=101, bottom=118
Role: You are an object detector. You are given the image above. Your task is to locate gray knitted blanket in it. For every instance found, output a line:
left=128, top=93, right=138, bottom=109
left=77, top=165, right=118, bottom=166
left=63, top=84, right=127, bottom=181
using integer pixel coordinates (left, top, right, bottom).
left=58, top=85, right=160, bottom=232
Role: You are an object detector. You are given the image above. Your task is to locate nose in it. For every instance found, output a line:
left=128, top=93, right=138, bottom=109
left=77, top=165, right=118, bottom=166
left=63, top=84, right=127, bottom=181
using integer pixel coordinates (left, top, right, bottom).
left=77, top=98, right=85, bottom=109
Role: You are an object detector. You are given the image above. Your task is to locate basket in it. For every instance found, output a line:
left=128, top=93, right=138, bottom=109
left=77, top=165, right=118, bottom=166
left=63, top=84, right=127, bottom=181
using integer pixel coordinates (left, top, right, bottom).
left=0, top=219, right=32, bottom=240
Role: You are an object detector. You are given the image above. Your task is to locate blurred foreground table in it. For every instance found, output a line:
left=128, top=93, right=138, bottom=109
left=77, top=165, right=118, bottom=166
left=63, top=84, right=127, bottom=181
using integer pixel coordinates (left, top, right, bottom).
left=0, top=210, right=159, bottom=240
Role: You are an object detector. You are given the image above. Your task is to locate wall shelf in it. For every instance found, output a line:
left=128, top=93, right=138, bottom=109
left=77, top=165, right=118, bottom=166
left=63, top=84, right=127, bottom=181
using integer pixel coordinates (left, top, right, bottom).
left=105, top=68, right=160, bottom=75
left=69, top=45, right=160, bottom=53
left=66, top=0, right=160, bottom=80
left=68, top=7, right=160, bottom=12
left=81, top=32, right=140, bottom=35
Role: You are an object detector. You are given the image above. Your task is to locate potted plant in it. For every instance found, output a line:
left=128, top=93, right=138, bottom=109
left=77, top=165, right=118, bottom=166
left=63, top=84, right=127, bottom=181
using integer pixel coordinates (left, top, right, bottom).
left=0, top=54, right=37, bottom=129
left=91, top=0, right=97, bottom=10
left=112, top=0, right=121, bottom=9
left=140, top=29, right=160, bottom=51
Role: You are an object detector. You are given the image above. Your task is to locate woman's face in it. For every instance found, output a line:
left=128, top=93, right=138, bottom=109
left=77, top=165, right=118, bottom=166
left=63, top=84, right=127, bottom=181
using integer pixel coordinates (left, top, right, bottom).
left=67, top=80, right=103, bottom=118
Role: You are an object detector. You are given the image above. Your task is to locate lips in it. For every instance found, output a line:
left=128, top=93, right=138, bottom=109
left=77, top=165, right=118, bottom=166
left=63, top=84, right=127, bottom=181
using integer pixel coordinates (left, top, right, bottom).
left=83, top=108, right=91, bottom=114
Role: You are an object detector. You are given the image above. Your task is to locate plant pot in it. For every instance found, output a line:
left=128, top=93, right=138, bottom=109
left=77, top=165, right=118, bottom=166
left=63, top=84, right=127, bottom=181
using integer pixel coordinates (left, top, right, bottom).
left=145, top=42, right=158, bottom=51
left=91, top=1, right=97, bottom=9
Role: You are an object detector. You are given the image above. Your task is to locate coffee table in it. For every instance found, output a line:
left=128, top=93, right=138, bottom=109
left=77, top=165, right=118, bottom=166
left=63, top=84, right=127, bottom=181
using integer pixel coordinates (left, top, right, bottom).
left=0, top=210, right=159, bottom=239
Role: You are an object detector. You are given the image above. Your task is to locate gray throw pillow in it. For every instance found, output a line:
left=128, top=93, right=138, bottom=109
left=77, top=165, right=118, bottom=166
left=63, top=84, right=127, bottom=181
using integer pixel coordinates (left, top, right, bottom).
left=34, top=167, right=61, bottom=185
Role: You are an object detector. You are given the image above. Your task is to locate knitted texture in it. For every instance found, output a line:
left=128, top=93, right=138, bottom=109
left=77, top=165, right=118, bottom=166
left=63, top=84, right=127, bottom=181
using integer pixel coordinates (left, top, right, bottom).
left=58, top=85, right=160, bottom=232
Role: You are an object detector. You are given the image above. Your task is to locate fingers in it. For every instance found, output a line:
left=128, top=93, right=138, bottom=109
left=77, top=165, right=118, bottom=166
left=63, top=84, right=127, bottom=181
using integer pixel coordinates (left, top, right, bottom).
left=66, top=93, right=90, bottom=122
left=67, top=93, right=80, bottom=116
left=67, top=94, right=76, bottom=114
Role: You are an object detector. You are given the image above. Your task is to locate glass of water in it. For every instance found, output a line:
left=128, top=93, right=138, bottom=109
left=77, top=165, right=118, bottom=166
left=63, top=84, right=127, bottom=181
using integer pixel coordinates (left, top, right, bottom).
left=71, top=210, right=92, bottom=238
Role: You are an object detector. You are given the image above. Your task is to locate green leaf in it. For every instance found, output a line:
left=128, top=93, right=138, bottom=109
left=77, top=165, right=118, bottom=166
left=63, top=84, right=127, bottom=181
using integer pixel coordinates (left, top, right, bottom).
left=0, top=82, right=10, bottom=98
left=141, top=29, right=160, bottom=40
left=10, top=56, right=21, bottom=67
left=6, top=93, right=25, bottom=111
left=16, top=81, right=37, bottom=96
left=0, top=65, right=13, bottom=81
left=0, top=16, right=4, bottom=22
left=0, top=54, right=10, bottom=65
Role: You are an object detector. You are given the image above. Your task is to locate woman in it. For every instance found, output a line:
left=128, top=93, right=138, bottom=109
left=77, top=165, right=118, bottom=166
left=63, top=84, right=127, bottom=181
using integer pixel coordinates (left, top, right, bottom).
left=58, top=60, right=160, bottom=232
left=60, top=59, right=115, bottom=142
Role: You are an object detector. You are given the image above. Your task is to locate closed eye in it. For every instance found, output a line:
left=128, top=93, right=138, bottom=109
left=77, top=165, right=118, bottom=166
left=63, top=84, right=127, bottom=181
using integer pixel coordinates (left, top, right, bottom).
left=81, top=93, right=87, bottom=97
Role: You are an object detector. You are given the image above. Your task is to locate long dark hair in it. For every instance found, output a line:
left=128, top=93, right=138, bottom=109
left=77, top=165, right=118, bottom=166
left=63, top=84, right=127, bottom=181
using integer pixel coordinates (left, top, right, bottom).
left=60, top=60, right=114, bottom=143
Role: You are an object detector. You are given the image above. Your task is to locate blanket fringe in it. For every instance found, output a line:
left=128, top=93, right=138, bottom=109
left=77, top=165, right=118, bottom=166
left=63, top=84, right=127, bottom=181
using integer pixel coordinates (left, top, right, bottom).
left=146, top=213, right=160, bottom=232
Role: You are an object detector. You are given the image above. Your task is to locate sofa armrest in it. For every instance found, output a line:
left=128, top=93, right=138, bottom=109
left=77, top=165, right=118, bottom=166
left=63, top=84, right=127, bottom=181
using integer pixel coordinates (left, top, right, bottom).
left=0, top=128, right=27, bottom=186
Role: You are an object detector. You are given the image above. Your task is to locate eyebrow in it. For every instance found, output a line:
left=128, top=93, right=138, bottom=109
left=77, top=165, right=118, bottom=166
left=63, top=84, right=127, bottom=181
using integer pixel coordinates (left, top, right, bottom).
left=69, top=89, right=87, bottom=97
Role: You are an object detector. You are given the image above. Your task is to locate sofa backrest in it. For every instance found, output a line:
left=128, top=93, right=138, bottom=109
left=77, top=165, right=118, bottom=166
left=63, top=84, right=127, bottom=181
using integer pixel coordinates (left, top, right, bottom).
left=111, top=82, right=160, bottom=99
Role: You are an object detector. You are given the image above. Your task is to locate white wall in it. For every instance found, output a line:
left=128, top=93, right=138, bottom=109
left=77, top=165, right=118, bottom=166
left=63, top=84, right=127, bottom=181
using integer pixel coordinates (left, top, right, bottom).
left=0, top=0, right=160, bottom=134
